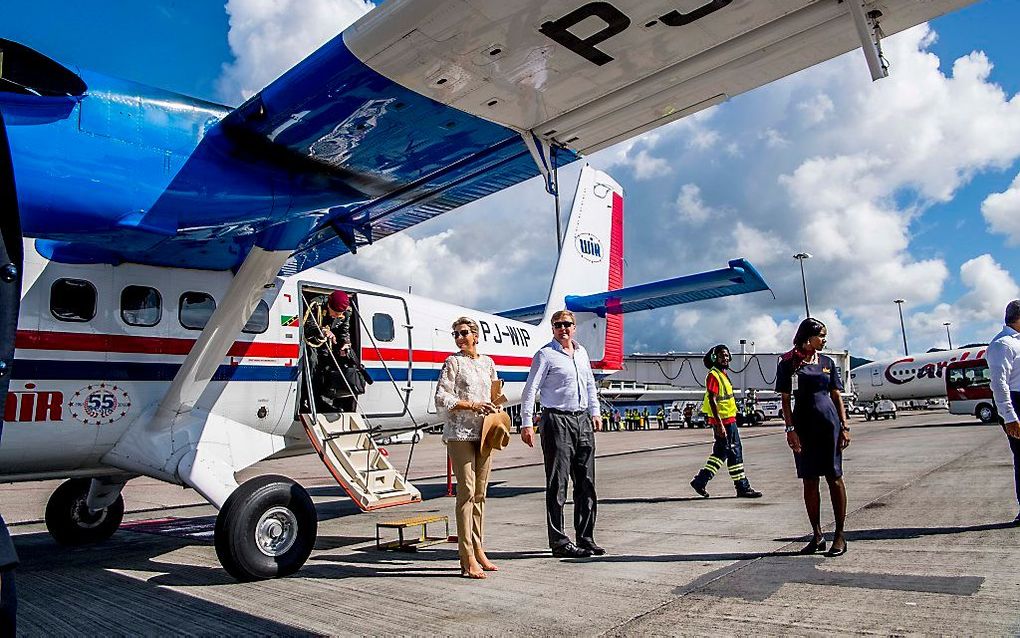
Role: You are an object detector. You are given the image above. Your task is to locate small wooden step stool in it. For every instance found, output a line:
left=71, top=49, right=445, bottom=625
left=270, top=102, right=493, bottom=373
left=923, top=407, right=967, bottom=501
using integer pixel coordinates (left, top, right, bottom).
left=376, top=514, right=449, bottom=551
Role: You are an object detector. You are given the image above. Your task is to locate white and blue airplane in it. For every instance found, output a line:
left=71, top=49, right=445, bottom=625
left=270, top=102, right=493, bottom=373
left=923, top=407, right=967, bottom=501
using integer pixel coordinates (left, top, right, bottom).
left=0, top=0, right=979, bottom=580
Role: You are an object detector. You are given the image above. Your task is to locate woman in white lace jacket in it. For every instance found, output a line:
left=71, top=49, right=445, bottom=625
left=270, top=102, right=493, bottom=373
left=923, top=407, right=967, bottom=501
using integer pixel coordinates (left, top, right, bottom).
left=434, top=316, right=499, bottom=579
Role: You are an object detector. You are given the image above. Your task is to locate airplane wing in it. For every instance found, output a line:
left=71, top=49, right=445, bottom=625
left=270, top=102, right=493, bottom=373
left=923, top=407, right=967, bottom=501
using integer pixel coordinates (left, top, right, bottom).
left=2, top=0, right=979, bottom=272
left=498, top=258, right=769, bottom=322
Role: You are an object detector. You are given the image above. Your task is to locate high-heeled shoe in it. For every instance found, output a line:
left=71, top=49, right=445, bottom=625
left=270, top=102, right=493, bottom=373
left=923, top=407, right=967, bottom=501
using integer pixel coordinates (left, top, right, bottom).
left=799, top=537, right=826, bottom=554
left=825, top=540, right=847, bottom=557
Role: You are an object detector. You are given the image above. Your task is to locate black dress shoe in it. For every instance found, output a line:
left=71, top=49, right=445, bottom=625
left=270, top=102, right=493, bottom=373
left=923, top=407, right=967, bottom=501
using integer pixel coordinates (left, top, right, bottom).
left=578, top=542, right=606, bottom=556
left=736, top=488, right=763, bottom=498
left=690, top=479, right=709, bottom=498
left=551, top=543, right=593, bottom=558
left=799, top=538, right=826, bottom=554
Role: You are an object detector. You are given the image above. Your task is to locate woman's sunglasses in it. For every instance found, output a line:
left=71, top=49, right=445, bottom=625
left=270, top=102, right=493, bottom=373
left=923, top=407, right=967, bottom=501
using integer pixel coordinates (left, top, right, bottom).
left=553, top=321, right=574, bottom=329
left=452, top=329, right=472, bottom=338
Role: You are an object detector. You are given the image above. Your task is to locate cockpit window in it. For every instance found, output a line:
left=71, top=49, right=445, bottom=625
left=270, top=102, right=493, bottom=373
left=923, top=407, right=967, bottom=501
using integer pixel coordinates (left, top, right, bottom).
left=0, top=39, right=87, bottom=97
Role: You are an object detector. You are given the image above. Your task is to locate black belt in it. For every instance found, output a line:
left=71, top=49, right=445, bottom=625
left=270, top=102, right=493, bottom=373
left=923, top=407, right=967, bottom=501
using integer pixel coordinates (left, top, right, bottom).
left=544, top=407, right=586, bottom=416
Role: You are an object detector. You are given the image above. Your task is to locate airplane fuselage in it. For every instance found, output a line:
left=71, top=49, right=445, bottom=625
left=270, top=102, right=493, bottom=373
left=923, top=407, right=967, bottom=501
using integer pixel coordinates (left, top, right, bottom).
left=0, top=241, right=579, bottom=482
left=850, top=346, right=988, bottom=403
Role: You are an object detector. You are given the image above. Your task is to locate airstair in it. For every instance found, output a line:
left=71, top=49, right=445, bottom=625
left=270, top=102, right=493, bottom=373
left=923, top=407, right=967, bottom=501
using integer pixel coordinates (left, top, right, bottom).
left=300, top=412, right=422, bottom=511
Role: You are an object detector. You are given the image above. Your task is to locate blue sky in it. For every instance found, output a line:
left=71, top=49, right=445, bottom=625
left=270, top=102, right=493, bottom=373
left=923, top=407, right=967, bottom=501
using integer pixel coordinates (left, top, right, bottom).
left=5, top=0, right=1020, bottom=360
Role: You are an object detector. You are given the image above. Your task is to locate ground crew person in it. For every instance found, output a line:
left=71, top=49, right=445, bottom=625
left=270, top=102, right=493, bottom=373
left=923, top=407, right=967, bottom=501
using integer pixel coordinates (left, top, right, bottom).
left=642, top=408, right=650, bottom=429
left=690, top=345, right=763, bottom=499
left=656, top=407, right=665, bottom=429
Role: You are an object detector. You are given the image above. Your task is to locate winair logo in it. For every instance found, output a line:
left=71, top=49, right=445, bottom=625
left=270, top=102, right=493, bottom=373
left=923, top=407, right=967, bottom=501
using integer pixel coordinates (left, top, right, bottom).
left=575, top=233, right=603, bottom=262
left=540, top=1, right=733, bottom=66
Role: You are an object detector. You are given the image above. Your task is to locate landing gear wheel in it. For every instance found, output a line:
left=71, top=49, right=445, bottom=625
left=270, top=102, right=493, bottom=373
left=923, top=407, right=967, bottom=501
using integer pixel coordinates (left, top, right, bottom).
left=45, top=478, right=124, bottom=545
left=215, top=475, right=317, bottom=581
left=977, top=404, right=996, bottom=424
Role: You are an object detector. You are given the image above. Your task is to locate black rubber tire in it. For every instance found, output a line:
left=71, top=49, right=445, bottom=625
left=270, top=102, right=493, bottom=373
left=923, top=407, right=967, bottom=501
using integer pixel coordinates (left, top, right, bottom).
left=977, top=404, right=996, bottom=424
left=215, top=475, right=317, bottom=581
left=45, top=478, right=124, bottom=546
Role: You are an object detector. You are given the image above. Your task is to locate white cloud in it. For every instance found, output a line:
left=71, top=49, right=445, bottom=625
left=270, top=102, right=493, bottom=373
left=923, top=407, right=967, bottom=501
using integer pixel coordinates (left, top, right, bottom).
left=217, top=0, right=373, bottom=104
left=796, top=93, right=835, bottom=125
left=982, top=172, right=1020, bottom=244
left=760, top=128, right=789, bottom=148
left=958, top=254, right=1020, bottom=320
left=673, top=183, right=724, bottom=225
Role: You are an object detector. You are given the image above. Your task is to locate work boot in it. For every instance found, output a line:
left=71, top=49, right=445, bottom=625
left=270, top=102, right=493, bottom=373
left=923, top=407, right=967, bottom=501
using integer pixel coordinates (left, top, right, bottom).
left=736, top=487, right=763, bottom=498
left=690, top=478, right=709, bottom=498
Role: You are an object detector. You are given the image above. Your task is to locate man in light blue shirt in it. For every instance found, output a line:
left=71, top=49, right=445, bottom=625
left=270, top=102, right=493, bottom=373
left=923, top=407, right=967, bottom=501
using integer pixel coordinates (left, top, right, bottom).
left=987, top=299, right=1020, bottom=526
left=521, top=310, right=604, bottom=557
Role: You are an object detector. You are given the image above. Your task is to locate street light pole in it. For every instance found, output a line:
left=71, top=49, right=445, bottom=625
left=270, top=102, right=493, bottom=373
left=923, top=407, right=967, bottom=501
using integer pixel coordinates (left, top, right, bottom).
left=893, top=299, right=909, bottom=356
left=943, top=321, right=953, bottom=350
left=793, top=252, right=812, bottom=318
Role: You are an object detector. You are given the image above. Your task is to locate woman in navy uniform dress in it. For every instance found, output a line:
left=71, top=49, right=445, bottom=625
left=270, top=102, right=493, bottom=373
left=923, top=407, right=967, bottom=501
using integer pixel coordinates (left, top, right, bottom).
left=776, top=318, right=851, bottom=556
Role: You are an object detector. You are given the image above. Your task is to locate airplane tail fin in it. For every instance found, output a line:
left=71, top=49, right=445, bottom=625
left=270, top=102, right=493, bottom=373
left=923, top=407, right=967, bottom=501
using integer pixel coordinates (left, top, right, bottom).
left=541, top=164, right=625, bottom=370
left=497, top=164, right=772, bottom=373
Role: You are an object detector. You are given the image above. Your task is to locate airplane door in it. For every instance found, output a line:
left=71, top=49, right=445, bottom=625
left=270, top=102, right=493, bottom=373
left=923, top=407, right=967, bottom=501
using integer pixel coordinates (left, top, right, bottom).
left=871, top=367, right=883, bottom=387
left=357, top=292, right=413, bottom=418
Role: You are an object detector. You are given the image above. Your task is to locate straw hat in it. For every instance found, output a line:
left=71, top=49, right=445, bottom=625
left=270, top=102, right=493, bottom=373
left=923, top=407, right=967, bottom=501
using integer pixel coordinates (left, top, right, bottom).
left=481, top=411, right=511, bottom=453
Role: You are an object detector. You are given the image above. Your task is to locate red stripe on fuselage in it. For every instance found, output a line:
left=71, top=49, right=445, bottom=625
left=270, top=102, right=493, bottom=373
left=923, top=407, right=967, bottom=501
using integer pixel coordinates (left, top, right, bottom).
left=15, top=330, right=533, bottom=367
left=15, top=330, right=300, bottom=358
left=362, top=347, right=532, bottom=367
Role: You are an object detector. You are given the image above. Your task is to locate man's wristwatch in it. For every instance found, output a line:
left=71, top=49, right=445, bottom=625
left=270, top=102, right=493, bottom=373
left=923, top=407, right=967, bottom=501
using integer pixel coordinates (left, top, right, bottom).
left=840, top=424, right=850, bottom=432
left=784, top=425, right=795, bottom=433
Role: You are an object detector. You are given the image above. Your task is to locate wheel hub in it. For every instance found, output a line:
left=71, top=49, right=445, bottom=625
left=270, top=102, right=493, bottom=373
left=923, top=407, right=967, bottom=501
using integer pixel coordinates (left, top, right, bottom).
left=255, top=506, right=298, bottom=557
left=71, top=497, right=107, bottom=529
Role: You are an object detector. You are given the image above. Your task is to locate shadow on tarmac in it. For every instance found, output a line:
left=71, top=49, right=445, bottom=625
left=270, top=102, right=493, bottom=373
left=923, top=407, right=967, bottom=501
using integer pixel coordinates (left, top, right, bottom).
left=776, top=520, right=1018, bottom=543
left=12, top=531, right=322, bottom=635
left=598, top=495, right=738, bottom=504
left=892, top=420, right=989, bottom=430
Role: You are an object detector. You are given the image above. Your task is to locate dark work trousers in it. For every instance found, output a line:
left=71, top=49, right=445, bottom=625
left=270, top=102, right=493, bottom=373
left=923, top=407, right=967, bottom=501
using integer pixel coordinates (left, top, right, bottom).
left=0, top=513, right=16, bottom=637
left=540, top=410, right=597, bottom=549
left=0, top=567, right=14, bottom=637
left=692, top=423, right=751, bottom=492
left=1005, top=392, right=1020, bottom=511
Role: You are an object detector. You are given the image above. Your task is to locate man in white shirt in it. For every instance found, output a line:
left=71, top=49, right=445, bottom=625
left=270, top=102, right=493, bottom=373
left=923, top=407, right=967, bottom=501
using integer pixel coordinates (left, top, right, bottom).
left=987, top=299, right=1020, bottom=526
left=521, top=310, right=604, bottom=558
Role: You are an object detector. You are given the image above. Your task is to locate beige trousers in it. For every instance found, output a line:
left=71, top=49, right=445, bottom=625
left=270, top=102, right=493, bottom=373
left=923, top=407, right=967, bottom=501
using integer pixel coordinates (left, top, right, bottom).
left=447, top=440, right=493, bottom=564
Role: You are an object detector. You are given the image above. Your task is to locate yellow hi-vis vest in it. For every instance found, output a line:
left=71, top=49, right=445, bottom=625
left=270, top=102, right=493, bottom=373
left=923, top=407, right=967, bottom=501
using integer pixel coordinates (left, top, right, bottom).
left=701, top=368, right=737, bottom=421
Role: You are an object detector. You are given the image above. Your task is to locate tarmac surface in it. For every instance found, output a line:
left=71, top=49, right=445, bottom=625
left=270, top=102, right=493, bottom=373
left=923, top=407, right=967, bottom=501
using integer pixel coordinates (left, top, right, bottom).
left=3, top=410, right=1020, bottom=636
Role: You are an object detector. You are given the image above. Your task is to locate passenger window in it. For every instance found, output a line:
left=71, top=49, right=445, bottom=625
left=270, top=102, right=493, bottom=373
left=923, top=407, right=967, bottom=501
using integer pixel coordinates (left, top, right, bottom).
left=121, top=285, right=162, bottom=327
left=243, top=300, right=270, bottom=334
left=373, top=313, right=395, bottom=342
left=179, top=292, right=216, bottom=330
left=50, top=278, right=97, bottom=322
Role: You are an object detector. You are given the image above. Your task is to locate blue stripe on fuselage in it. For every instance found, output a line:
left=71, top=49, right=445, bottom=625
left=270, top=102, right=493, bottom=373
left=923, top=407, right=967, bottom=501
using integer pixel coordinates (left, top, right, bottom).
left=11, top=360, right=530, bottom=384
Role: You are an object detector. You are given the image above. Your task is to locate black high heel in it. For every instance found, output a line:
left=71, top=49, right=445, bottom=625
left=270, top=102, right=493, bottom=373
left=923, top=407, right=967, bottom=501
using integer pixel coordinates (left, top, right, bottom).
left=825, top=540, right=847, bottom=557
left=799, top=537, right=826, bottom=554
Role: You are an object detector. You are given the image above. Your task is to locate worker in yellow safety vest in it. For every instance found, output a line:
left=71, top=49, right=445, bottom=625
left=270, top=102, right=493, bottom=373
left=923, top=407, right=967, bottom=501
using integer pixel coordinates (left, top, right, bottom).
left=690, top=345, right=762, bottom=499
